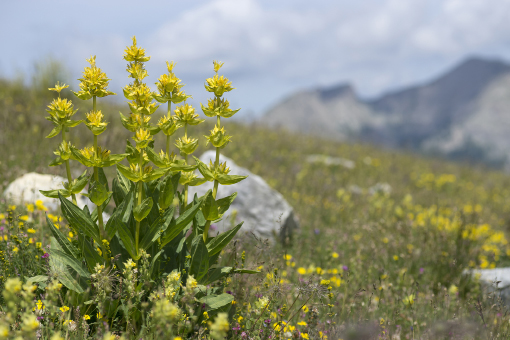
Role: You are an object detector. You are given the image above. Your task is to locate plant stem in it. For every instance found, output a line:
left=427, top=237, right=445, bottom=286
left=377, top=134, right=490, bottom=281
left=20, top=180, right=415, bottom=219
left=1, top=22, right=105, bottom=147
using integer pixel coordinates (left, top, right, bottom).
left=93, top=96, right=108, bottom=262
left=166, top=101, right=171, bottom=156
left=61, top=128, right=78, bottom=205
left=183, top=123, right=189, bottom=210
left=203, top=115, right=221, bottom=242
left=135, top=113, right=145, bottom=258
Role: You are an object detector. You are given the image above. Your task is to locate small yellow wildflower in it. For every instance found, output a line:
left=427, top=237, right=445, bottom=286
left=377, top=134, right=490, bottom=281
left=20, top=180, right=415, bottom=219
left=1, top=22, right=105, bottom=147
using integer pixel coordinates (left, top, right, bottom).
left=69, top=232, right=74, bottom=238
left=283, top=254, right=292, bottom=260
left=29, top=238, right=34, bottom=244
left=298, top=267, right=306, bottom=275
left=302, top=333, right=309, bottom=339
left=393, top=255, right=399, bottom=261
left=27, top=228, right=36, bottom=234
left=302, top=305, right=309, bottom=313
left=20, top=215, right=29, bottom=221
left=26, top=203, right=35, bottom=213
left=83, top=315, right=91, bottom=320
left=331, top=252, right=339, bottom=258
left=13, top=247, right=19, bottom=253
left=60, top=306, right=70, bottom=313
left=297, top=321, right=307, bottom=326
left=35, top=200, right=47, bottom=211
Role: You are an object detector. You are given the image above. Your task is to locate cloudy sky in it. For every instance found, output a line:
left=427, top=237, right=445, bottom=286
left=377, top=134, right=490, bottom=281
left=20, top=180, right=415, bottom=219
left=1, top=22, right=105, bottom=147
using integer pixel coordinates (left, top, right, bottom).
left=3, top=0, right=510, bottom=117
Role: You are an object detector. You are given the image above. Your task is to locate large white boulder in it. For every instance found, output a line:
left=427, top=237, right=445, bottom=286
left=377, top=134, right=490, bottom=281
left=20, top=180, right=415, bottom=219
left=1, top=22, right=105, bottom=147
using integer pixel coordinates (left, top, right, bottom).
left=2, top=172, right=102, bottom=216
left=188, top=151, right=298, bottom=241
left=468, top=268, right=510, bottom=306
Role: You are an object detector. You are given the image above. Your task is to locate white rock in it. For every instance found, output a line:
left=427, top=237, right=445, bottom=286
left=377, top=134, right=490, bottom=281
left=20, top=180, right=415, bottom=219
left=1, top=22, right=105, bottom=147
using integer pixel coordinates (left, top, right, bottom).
left=2, top=172, right=109, bottom=220
left=468, top=268, right=510, bottom=305
left=188, top=151, right=298, bottom=240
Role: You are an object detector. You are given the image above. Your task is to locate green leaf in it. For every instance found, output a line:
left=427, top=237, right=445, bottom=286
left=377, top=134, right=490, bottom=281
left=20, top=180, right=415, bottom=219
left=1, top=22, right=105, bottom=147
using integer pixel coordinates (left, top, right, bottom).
left=116, top=220, right=138, bottom=260
left=105, top=189, right=134, bottom=240
left=70, top=170, right=89, bottom=194
left=161, top=199, right=204, bottom=247
left=146, top=147, right=165, bottom=168
left=46, top=125, right=62, bottom=138
left=49, top=156, right=64, bottom=167
left=50, top=249, right=91, bottom=278
left=233, top=269, right=260, bottom=274
left=46, top=214, right=79, bottom=258
left=59, top=193, right=101, bottom=244
left=79, top=234, right=104, bottom=272
left=26, top=275, right=49, bottom=285
left=65, top=119, right=83, bottom=128
left=139, top=206, right=174, bottom=250
left=193, top=156, right=214, bottom=181
left=217, top=192, right=237, bottom=217
left=87, top=181, right=111, bottom=206
left=158, top=175, right=175, bottom=210
left=206, top=222, right=244, bottom=256
left=112, top=169, right=132, bottom=206
left=190, top=235, right=209, bottom=281
left=216, top=174, right=248, bottom=185
left=97, top=168, right=109, bottom=191
left=199, top=293, right=234, bottom=313
left=202, top=191, right=219, bottom=221
left=40, top=189, right=71, bottom=198
left=133, top=197, right=153, bottom=222
left=142, top=168, right=167, bottom=183
left=100, top=153, right=128, bottom=167
left=200, top=266, right=233, bottom=285
left=49, top=238, right=87, bottom=294
left=117, top=163, right=140, bottom=182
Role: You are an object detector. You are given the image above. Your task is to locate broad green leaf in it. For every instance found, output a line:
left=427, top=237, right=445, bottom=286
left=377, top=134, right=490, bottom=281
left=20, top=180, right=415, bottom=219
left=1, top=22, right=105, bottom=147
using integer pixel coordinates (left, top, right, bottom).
left=112, top=169, right=132, bottom=206
left=207, top=222, right=244, bottom=256
left=51, top=249, right=91, bottom=278
left=187, top=177, right=208, bottom=187
left=233, top=269, right=260, bottom=274
left=59, top=193, right=101, bottom=243
left=199, top=293, right=234, bottom=313
left=46, top=125, right=62, bottom=138
left=79, top=234, right=104, bottom=272
left=49, top=238, right=87, bottom=294
left=142, top=168, right=167, bottom=183
left=70, top=170, right=89, bottom=194
left=87, top=181, right=111, bottom=206
left=40, top=189, right=71, bottom=198
left=116, top=221, right=138, bottom=260
left=105, top=189, right=134, bottom=240
left=217, top=192, right=237, bottom=217
left=46, top=214, right=79, bottom=258
left=149, top=250, right=164, bottom=277
left=145, top=147, right=165, bottom=168
left=101, top=153, right=128, bottom=167
left=133, top=197, right=153, bottom=222
left=97, top=168, right=109, bottom=191
left=117, top=163, right=140, bottom=182
left=200, top=266, right=233, bottom=285
left=202, top=191, right=219, bottom=221
left=193, top=157, right=214, bottom=181
left=64, top=119, right=83, bottom=128
left=158, top=175, right=175, bottom=210
left=49, top=156, right=64, bottom=167
left=216, top=174, right=248, bottom=185
left=26, top=275, right=49, bottom=285
left=161, top=199, right=203, bottom=247
left=139, top=206, right=174, bottom=250
left=190, top=235, right=209, bottom=281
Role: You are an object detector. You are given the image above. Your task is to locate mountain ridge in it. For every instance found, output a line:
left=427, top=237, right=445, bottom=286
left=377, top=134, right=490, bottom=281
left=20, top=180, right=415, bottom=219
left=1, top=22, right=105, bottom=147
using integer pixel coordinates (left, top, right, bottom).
left=262, top=56, right=510, bottom=168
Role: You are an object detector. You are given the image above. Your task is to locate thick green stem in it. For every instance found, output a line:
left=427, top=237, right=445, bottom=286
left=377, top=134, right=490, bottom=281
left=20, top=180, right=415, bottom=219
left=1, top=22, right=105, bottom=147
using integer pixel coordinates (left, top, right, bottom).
left=92, top=96, right=108, bottom=262
left=166, top=101, right=171, bottom=156
left=135, top=113, right=145, bottom=258
left=183, top=123, right=189, bottom=209
left=61, top=128, right=77, bottom=205
left=203, top=115, right=221, bottom=242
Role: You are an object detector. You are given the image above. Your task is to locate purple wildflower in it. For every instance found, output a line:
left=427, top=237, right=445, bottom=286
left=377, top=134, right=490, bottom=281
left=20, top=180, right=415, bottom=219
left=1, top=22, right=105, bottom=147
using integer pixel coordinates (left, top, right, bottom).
left=42, top=253, right=49, bottom=259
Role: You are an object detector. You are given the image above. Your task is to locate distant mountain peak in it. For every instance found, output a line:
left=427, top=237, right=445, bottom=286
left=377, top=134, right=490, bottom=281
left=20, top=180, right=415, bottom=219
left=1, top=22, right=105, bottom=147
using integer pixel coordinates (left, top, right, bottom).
left=318, top=83, right=355, bottom=101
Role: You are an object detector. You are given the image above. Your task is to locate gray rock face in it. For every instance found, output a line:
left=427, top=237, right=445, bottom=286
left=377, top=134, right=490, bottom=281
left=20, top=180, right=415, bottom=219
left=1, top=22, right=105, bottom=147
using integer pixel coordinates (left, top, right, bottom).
left=469, top=268, right=510, bottom=304
left=188, top=151, right=298, bottom=241
left=2, top=172, right=109, bottom=220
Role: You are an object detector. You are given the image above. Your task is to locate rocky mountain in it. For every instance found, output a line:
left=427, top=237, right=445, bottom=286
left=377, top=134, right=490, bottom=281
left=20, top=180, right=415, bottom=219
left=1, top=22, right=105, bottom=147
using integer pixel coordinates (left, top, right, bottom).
left=263, top=57, right=510, bottom=167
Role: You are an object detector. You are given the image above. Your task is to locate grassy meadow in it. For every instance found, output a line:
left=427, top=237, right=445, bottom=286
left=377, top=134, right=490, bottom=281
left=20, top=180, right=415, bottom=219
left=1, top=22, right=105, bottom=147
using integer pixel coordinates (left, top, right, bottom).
left=2, top=64, right=510, bottom=339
